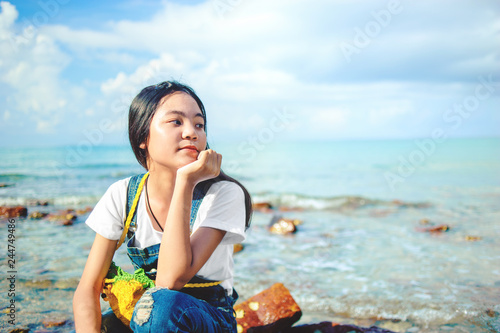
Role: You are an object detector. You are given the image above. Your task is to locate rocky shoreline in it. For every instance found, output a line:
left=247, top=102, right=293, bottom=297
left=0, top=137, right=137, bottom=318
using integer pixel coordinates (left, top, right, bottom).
left=1, top=202, right=403, bottom=333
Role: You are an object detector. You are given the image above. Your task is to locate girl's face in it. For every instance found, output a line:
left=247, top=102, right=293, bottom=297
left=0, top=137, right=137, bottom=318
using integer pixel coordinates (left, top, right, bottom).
left=141, top=92, right=207, bottom=172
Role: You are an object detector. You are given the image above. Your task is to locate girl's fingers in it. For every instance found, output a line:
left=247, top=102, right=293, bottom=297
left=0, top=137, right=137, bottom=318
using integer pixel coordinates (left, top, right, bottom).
left=198, top=149, right=221, bottom=177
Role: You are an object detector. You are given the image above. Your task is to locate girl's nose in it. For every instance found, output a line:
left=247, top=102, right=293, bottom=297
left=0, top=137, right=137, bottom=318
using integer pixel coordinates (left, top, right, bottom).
left=182, top=123, right=198, bottom=140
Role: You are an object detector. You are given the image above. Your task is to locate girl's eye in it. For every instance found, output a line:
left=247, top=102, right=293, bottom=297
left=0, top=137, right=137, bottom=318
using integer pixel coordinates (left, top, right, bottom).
left=169, top=119, right=182, bottom=125
left=196, top=123, right=205, bottom=129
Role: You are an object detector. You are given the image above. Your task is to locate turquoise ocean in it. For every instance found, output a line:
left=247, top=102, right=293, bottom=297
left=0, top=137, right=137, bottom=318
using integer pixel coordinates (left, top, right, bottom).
left=0, top=138, right=499, bottom=332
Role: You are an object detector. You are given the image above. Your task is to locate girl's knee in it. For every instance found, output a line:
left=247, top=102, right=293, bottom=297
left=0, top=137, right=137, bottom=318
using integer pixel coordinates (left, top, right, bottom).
left=131, top=287, right=193, bottom=329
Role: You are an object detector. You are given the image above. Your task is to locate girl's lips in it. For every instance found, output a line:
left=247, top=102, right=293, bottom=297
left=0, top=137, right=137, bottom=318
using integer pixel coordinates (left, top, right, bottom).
left=179, top=145, right=199, bottom=152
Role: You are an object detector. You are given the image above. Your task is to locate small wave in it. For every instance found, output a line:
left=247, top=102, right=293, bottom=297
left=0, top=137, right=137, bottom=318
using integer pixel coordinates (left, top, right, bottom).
left=0, top=195, right=101, bottom=206
left=252, top=192, right=431, bottom=211
left=78, top=162, right=136, bottom=169
left=0, top=173, right=29, bottom=181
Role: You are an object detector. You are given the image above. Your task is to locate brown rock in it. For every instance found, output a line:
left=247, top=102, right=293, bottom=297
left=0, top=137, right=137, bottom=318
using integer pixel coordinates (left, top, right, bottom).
left=29, top=211, right=49, bottom=219
left=48, top=213, right=77, bottom=222
left=278, top=206, right=304, bottom=212
left=486, top=309, right=498, bottom=317
left=0, top=206, right=28, bottom=218
left=42, top=316, right=67, bottom=327
left=0, top=183, right=13, bottom=188
left=426, top=224, right=450, bottom=233
left=416, top=224, right=450, bottom=233
left=465, top=235, right=481, bottom=241
left=268, top=216, right=297, bottom=235
left=253, top=202, right=274, bottom=213
left=76, top=206, right=92, bottom=215
left=234, top=243, right=244, bottom=254
left=234, top=283, right=302, bottom=333
left=8, top=328, right=30, bottom=333
left=61, top=219, right=74, bottom=226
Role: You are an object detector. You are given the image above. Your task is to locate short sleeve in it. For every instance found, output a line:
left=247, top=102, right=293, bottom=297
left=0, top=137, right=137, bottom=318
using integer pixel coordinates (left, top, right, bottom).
left=85, top=178, right=129, bottom=240
left=196, top=181, right=247, bottom=245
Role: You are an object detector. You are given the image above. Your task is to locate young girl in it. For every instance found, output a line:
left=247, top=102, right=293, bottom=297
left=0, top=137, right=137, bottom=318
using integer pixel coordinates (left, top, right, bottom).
left=73, top=81, right=252, bottom=333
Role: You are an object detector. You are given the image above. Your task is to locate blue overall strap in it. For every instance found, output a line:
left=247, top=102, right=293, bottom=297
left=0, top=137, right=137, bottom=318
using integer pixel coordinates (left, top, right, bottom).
left=126, top=174, right=209, bottom=237
left=190, top=185, right=208, bottom=229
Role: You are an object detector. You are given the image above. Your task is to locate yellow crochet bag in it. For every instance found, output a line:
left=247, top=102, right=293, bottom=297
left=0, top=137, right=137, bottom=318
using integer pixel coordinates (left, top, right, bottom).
left=101, top=262, right=155, bottom=326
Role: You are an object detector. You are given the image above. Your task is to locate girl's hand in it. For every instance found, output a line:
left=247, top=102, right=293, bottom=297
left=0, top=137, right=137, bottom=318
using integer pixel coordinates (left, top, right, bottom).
left=176, top=149, right=222, bottom=185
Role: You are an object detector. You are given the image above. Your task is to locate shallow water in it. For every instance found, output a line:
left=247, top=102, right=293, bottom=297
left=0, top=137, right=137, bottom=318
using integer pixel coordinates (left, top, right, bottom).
left=1, top=138, right=499, bottom=332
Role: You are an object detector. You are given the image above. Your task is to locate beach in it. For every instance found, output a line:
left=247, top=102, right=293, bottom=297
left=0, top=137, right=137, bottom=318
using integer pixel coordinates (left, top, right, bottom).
left=1, top=138, right=499, bottom=332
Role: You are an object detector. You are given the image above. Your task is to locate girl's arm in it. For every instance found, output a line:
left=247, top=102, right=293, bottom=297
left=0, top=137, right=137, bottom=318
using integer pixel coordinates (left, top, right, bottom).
left=73, top=233, right=116, bottom=333
left=156, top=149, right=224, bottom=289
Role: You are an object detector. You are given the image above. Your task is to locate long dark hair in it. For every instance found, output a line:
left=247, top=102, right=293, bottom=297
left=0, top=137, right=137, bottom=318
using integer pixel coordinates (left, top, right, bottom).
left=128, top=80, right=252, bottom=228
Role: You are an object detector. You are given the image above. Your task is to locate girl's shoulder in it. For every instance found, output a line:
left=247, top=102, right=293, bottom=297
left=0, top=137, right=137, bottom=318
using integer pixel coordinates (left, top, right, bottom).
left=106, top=177, right=132, bottom=194
left=206, top=180, right=244, bottom=196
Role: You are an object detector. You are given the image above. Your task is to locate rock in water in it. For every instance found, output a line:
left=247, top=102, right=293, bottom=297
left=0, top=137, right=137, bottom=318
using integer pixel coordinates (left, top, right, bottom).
left=0, top=206, right=28, bottom=218
left=8, top=329, right=30, bottom=333
left=42, top=317, right=68, bottom=327
left=234, top=283, right=302, bottom=333
left=268, top=216, right=298, bottom=235
left=234, top=243, right=244, bottom=254
left=253, top=202, right=274, bottom=213
left=29, top=211, right=49, bottom=219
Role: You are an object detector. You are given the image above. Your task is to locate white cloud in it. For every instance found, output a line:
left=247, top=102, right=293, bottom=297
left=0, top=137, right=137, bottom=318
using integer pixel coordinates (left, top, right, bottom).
left=310, top=108, right=349, bottom=130
left=0, top=0, right=498, bottom=145
left=0, top=2, right=84, bottom=134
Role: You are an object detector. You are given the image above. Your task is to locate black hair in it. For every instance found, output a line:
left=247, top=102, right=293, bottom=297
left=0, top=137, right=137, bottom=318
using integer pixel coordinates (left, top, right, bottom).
left=128, top=80, right=252, bottom=228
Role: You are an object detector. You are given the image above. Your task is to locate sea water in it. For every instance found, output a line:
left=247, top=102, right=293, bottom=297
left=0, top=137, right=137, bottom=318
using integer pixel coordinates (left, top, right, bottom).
left=0, top=138, right=499, bottom=332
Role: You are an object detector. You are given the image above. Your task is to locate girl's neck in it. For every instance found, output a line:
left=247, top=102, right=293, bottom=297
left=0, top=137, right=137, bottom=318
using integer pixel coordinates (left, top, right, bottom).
left=146, top=168, right=176, bottom=203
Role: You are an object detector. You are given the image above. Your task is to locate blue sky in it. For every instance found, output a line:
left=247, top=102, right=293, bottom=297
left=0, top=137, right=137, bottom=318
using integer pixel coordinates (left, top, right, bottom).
left=0, top=0, right=498, bottom=147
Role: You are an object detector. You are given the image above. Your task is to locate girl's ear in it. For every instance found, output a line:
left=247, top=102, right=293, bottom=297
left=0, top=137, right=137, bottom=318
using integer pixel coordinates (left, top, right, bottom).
left=140, top=142, right=146, bottom=149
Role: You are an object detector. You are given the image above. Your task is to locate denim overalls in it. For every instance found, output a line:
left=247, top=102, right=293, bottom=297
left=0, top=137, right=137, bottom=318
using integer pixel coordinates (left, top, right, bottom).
left=105, top=174, right=238, bottom=333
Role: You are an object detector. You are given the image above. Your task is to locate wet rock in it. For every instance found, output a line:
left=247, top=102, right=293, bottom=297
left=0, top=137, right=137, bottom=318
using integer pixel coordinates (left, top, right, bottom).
left=42, top=316, right=68, bottom=327
left=76, top=206, right=93, bottom=215
left=61, top=219, right=74, bottom=226
left=25, top=279, right=53, bottom=289
left=416, top=224, right=450, bottom=233
left=48, top=212, right=77, bottom=222
left=426, top=224, right=450, bottom=232
left=0, top=206, right=28, bottom=218
left=8, top=328, right=30, bottom=333
left=268, top=216, right=298, bottom=235
left=26, top=199, right=50, bottom=206
left=29, top=211, right=49, bottom=219
left=419, top=218, right=430, bottom=224
left=278, top=206, right=304, bottom=212
left=253, top=202, right=274, bottom=213
left=465, top=235, right=481, bottom=241
left=0, top=183, right=14, bottom=188
left=234, top=283, right=302, bottom=333
left=234, top=243, right=244, bottom=254
left=486, top=308, right=499, bottom=317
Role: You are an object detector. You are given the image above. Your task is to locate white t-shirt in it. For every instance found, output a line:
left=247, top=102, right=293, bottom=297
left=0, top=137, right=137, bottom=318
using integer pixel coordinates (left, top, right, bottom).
left=85, top=177, right=246, bottom=294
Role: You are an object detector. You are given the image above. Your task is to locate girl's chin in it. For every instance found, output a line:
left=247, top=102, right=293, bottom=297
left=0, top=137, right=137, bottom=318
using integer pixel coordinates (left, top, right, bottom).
left=178, top=157, right=197, bottom=167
